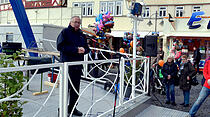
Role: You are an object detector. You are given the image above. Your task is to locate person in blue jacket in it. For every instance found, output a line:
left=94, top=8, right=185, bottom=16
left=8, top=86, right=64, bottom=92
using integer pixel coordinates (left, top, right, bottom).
left=57, top=16, right=90, bottom=116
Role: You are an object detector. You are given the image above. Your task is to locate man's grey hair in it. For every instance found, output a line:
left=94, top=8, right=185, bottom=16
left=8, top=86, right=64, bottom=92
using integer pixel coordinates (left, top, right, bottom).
left=167, top=56, right=174, bottom=60
left=70, top=16, right=80, bottom=22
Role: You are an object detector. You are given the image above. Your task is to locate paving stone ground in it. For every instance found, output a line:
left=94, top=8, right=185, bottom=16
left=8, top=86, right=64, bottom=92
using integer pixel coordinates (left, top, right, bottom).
left=136, top=105, right=188, bottom=117
left=150, top=74, right=210, bottom=117
left=21, top=68, right=209, bottom=117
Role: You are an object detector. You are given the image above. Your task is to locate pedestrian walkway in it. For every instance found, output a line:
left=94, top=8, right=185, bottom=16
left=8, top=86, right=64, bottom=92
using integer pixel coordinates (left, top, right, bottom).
left=136, top=105, right=188, bottom=117
left=150, top=74, right=209, bottom=117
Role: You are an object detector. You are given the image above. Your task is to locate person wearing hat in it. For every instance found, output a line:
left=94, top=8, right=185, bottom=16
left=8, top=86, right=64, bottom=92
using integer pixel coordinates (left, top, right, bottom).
left=162, top=56, right=178, bottom=106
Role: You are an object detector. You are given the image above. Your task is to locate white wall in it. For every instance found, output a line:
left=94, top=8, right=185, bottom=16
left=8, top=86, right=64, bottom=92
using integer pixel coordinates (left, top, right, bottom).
left=0, top=7, right=79, bottom=27
left=0, top=24, right=64, bottom=52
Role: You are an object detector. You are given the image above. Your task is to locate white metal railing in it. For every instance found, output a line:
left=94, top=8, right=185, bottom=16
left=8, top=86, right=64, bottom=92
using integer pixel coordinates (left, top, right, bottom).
left=0, top=49, right=149, bottom=117
left=0, top=63, right=63, bottom=116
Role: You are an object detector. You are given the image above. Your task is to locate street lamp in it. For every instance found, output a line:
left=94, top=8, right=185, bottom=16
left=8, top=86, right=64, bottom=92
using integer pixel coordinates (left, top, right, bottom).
left=147, top=11, right=164, bottom=34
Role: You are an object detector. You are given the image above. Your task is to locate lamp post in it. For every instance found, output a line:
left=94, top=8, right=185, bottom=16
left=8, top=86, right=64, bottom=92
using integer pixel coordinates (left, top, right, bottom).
left=147, top=11, right=164, bottom=35
left=146, top=11, right=163, bottom=96
left=125, top=0, right=144, bottom=99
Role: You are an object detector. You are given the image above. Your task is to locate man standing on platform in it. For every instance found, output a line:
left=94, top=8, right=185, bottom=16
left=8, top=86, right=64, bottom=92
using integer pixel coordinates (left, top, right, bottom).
left=57, top=16, right=90, bottom=116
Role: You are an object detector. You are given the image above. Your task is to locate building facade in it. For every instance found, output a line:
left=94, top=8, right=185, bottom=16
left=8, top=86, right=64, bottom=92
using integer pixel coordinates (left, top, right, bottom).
left=0, top=0, right=77, bottom=26
left=0, top=0, right=209, bottom=61
left=1, top=0, right=210, bottom=32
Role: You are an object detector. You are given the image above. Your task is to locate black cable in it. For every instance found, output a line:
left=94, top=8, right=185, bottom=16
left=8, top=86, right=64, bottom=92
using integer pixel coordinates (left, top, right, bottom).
left=151, top=91, right=164, bottom=107
left=112, top=53, right=121, bottom=117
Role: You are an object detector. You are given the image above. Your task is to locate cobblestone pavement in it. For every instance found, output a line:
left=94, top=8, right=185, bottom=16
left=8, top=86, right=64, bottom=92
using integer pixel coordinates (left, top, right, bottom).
left=151, top=74, right=210, bottom=117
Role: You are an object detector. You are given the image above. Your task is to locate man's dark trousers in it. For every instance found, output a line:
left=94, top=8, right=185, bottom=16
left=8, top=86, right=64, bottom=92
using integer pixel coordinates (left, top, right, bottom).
left=194, top=61, right=200, bottom=73
left=68, top=68, right=82, bottom=112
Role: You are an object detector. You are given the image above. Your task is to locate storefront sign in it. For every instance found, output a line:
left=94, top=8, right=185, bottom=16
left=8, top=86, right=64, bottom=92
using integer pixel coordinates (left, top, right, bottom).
left=25, top=0, right=55, bottom=8
left=0, top=0, right=62, bottom=11
left=187, top=11, right=210, bottom=29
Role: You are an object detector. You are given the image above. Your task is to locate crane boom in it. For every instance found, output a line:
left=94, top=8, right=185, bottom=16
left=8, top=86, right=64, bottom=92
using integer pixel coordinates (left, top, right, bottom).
left=9, top=0, right=38, bottom=57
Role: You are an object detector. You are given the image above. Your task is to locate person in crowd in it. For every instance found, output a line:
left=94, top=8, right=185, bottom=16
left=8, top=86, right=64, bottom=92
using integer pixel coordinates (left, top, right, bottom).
left=193, top=46, right=201, bottom=73
left=151, top=59, right=165, bottom=93
left=178, top=55, right=196, bottom=107
left=150, top=52, right=162, bottom=92
left=188, top=56, right=210, bottom=117
left=101, top=42, right=111, bottom=70
left=57, top=16, right=90, bottom=116
left=158, top=47, right=165, bottom=60
left=137, top=46, right=144, bottom=56
left=157, top=60, right=164, bottom=86
left=161, top=56, right=178, bottom=106
left=174, top=48, right=182, bottom=67
left=91, top=50, right=100, bottom=78
left=129, top=46, right=133, bottom=54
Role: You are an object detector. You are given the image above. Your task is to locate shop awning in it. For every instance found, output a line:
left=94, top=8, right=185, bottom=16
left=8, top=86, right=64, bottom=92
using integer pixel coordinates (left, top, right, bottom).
left=167, top=32, right=210, bottom=40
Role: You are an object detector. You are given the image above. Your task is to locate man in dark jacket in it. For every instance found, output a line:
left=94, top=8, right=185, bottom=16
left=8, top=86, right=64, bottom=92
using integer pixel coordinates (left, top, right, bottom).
left=57, top=16, right=90, bottom=116
left=91, top=50, right=100, bottom=78
left=162, top=56, right=178, bottom=106
left=193, top=46, right=201, bottom=73
left=158, top=47, right=164, bottom=60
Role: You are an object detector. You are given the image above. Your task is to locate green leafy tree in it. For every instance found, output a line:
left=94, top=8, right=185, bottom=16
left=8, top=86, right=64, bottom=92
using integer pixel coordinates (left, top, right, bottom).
left=0, top=51, right=28, bottom=117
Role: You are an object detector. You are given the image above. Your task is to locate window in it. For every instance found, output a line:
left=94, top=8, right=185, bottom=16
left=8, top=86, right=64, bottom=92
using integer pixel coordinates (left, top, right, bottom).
left=73, top=2, right=93, bottom=16
left=87, top=3, right=93, bottom=16
left=100, top=1, right=123, bottom=16
left=108, top=2, right=115, bottom=15
left=143, top=7, right=150, bottom=18
left=6, top=33, right=13, bottom=42
left=81, top=3, right=86, bottom=16
left=193, top=6, right=201, bottom=13
left=100, top=2, right=107, bottom=14
left=176, top=6, right=184, bottom=17
left=159, top=7, right=166, bottom=17
left=73, top=3, right=80, bottom=7
left=0, top=0, right=9, bottom=4
left=115, top=1, right=123, bottom=16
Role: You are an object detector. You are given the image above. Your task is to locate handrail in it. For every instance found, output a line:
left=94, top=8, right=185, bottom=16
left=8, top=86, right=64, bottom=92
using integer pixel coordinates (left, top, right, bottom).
left=0, top=55, right=149, bottom=117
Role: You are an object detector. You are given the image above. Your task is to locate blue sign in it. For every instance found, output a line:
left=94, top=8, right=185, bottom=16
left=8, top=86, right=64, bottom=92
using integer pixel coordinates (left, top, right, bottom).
left=188, top=11, right=210, bottom=29
left=199, top=60, right=205, bottom=69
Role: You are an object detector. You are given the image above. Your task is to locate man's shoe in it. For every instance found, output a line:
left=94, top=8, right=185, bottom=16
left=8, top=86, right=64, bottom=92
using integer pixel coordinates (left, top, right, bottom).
left=180, top=102, right=185, bottom=105
left=171, top=102, right=177, bottom=106
left=165, top=101, right=170, bottom=104
left=73, top=109, right=83, bottom=116
left=185, top=114, right=194, bottom=117
left=183, top=104, right=189, bottom=107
